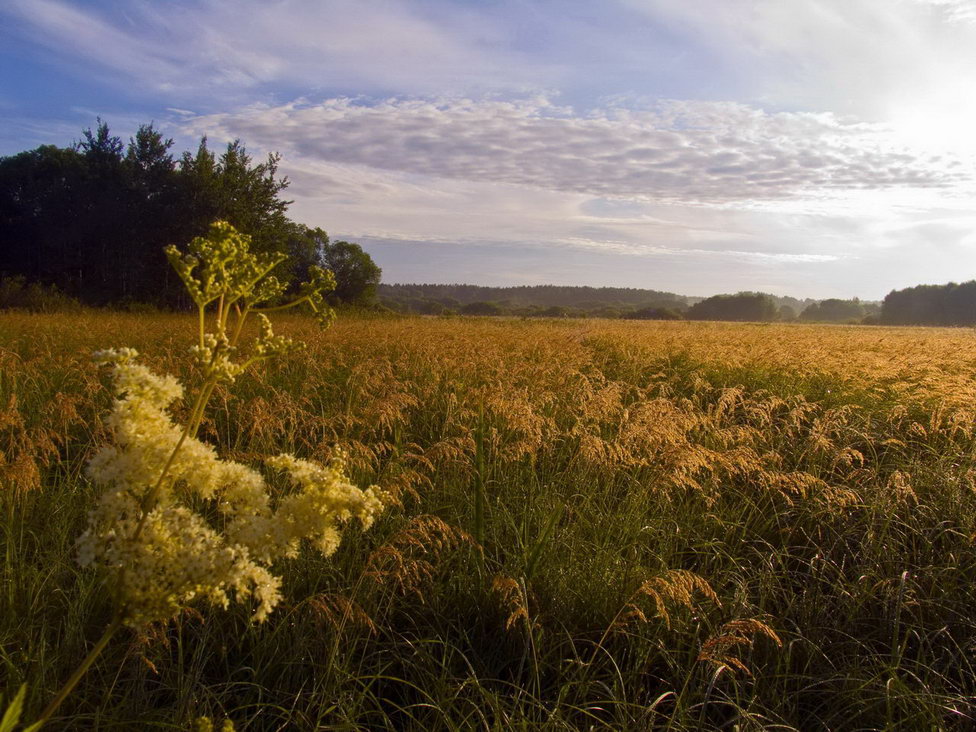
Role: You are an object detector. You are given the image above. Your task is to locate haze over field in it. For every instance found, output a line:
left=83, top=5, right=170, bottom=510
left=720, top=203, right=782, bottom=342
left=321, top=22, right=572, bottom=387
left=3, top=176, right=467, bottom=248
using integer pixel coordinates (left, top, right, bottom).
left=3, top=0, right=976, bottom=298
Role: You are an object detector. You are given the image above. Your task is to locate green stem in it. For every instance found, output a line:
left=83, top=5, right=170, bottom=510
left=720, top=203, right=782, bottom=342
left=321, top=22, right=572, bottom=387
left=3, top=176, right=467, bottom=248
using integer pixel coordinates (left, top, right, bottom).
left=252, top=295, right=310, bottom=314
left=4, top=493, right=16, bottom=612
left=31, top=616, right=123, bottom=730
left=473, top=403, right=486, bottom=549
left=187, top=379, right=219, bottom=440
left=229, top=303, right=250, bottom=349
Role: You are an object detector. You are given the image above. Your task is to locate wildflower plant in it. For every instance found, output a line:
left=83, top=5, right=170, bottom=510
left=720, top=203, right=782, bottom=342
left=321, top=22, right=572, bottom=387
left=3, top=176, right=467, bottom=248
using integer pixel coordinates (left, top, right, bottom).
left=33, top=221, right=386, bottom=728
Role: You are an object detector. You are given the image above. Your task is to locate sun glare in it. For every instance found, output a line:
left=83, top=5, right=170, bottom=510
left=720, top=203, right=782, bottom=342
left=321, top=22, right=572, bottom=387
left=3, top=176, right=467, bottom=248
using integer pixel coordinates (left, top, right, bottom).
left=888, top=84, right=976, bottom=157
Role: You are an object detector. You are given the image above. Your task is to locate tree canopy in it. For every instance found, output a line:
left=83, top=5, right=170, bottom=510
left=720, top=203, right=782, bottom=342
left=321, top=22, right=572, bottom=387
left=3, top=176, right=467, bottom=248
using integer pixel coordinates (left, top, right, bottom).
left=799, top=298, right=873, bottom=323
left=686, top=292, right=778, bottom=322
left=319, top=236, right=382, bottom=305
left=0, top=120, right=381, bottom=307
left=881, top=281, right=976, bottom=325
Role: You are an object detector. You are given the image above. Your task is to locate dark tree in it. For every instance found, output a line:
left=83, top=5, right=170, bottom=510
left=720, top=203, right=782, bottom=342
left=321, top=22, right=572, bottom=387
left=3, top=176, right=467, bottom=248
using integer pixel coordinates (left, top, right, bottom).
left=321, top=238, right=382, bottom=305
left=881, top=281, right=976, bottom=325
left=281, top=225, right=325, bottom=291
left=0, top=120, right=329, bottom=307
left=0, top=145, right=87, bottom=294
left=79, top=119, right=124, bottom=172
left=800, top=298, right=865, bottom=322
left=177, top=138, right=292, bottom=256
left=686, top=292, right=778, bottom=322
left=126, top=124, right=175, bottom=190
left=461, top=301, right=503, bottom=316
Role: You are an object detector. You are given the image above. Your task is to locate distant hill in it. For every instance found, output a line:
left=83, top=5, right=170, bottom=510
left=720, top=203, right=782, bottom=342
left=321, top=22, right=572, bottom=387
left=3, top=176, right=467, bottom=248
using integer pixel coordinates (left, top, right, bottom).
left=379, top=283, right=823, bottom=320
left=379, top=283, right=689, bottom=315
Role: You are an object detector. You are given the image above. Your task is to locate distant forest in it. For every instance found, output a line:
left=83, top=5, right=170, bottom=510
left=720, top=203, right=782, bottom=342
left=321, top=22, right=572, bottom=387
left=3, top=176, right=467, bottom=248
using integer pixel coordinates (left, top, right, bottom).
left=380, top=283, right=691, bottom=318
left=378, top=284, right=883, bottom=323
left=381, top=282, right=976, bottom=326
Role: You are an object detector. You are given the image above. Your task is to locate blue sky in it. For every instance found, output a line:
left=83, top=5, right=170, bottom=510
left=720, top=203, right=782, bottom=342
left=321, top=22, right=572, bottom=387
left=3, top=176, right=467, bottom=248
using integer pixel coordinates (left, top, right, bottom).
left=3, top=0, right=976, bottom=299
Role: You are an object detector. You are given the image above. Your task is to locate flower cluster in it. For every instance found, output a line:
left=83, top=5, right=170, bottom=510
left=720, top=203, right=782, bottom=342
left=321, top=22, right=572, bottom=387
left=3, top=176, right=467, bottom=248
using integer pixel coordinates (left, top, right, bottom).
left=165, top=219, right=335, bottom=320
left=164, top=220, right=285, bottom=309
left=253, top=314, right=300, bottom=360
left=78, top=350, right=385, bottom=625
left=188, top=332, right=245, bottom=382
left=78, top=221, right=382, bottom=626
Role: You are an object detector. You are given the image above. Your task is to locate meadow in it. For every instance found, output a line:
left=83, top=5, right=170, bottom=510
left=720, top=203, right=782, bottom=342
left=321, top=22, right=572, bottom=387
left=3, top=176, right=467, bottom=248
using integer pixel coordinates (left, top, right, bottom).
left=4, top=312, right=976, bottom=730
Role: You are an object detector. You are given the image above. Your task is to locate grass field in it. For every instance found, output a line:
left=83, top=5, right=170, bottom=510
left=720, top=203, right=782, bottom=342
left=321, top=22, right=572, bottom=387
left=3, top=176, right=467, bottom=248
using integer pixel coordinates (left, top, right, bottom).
left=4, top=312, right=976, bottom=729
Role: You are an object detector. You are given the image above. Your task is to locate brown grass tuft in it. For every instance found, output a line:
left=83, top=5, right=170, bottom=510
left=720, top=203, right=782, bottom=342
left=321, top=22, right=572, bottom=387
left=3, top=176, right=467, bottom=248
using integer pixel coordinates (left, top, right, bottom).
left=698, top=618, right=783, bottom=676
left=365, top=515, right=478, bottom=600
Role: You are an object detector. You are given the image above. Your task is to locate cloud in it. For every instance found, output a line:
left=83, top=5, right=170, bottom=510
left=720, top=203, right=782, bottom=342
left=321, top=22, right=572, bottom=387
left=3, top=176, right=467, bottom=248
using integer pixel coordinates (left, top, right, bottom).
left=617, top=0, right=976, bottom=120
left=0, top=0, right=552, bottom=102
left=183, top=96, right=962, bottom=205
left=177, top=94, right=970, bottom=299
left=9, top=0, right=976, bottom=160
left=5, top=0, right=976, bottom=298
left=2, top=0, right=193, bottom=91
left=913, top=0, right=976, bottom=23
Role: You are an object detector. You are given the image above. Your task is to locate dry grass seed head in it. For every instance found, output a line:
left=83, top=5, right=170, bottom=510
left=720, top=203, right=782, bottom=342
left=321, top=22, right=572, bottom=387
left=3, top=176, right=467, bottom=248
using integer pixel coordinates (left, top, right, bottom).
left=126, top=622, right=171, bottom=675
left=239, top=396, right=286, bottom=445
left=698, top=618, right=783, bottom=676
left=376, top=465, right=429, bottom=507
left=306, top=593, right=377, bottom=635
left=484, top=391, right=552, bottom=463
left=0, top=451, right=40, bottom=494
left=125, top=608, right=203, bottom=675
left=365, top=515, right=477, bottom=600
left=327, top=440, right=379, bottom=476
left=710, top=386, right=745, bottom=424
left=425, top=435, right=477, bottom=473
left=885, top=470, right=918, bottom=505
left=0, top=393, right=42, bottom=493
left=831, top=447, right=865, bottom=470
left=491, top=574, right=537, bottom=632
left=618, top=570, right=721, bottom=632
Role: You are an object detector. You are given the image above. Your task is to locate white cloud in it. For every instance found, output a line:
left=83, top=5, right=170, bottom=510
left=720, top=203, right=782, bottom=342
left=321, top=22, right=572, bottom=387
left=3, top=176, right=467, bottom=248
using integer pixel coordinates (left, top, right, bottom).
left=913, top=0, right=976, bottom=23
left=183, top=96, right=962, bottom=205
left=173, top=94, right=974, bottom=299
left=1, top=0, right=551, bottom=101
left=618, top=0, right=976, bottom=126
left=3, top=0, right=192, bottom=91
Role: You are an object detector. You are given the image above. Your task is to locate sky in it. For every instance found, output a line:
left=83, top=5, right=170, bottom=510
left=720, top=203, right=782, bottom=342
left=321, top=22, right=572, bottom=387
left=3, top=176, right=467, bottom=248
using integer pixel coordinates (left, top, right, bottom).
left=3, top=0, right=976, bottom=299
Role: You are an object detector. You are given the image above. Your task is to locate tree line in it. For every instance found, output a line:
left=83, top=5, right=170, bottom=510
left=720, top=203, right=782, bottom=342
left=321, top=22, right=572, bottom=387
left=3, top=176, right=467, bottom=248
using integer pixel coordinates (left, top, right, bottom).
left=385, top=282, right=976, bottom=327
left=0, top=120, right=381, bottom=307
left=379, top=285, right=877, bottom=323
left=879, top=281, right=976, bottom=326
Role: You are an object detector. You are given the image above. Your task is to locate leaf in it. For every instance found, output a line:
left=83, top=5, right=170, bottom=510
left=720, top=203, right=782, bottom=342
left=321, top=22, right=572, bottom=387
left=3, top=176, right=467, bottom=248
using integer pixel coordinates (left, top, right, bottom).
left=0, top=684, right=26, bottom=732
left=524, top=502, right=564, bottom=581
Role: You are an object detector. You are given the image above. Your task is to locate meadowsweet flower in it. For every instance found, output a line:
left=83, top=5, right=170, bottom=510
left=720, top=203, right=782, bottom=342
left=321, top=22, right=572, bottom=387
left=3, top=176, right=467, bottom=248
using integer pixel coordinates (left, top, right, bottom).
left=37, top=221, right=367, bottom=728
left=253, top=314, right=301, bottom=359
left=266, top=452, right=386, bottom=558
left=79, top=351, right=384, bottom=626
left=77, top=220, right=381, bottom=626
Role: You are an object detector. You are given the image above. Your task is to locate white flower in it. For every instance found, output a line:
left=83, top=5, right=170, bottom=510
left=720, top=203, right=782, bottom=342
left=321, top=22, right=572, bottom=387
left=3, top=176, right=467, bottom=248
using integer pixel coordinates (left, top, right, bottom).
left=80, top=357, right=385, bottom=625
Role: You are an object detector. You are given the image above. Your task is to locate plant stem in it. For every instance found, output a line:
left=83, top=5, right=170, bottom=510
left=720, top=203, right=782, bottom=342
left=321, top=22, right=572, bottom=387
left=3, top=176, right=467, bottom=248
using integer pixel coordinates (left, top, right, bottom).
left=31, top=616, right=123, bottom=730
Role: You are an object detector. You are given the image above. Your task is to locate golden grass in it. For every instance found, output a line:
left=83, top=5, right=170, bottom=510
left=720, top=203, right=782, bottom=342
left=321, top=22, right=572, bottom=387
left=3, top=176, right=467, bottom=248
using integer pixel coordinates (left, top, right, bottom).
left=6, top=311, right=976, bottom=728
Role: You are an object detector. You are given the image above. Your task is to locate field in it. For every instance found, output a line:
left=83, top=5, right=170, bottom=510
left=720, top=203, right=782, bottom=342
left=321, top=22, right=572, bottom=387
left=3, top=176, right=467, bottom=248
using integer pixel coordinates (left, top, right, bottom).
left=5, top=312, right=976, bottom=729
